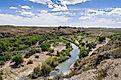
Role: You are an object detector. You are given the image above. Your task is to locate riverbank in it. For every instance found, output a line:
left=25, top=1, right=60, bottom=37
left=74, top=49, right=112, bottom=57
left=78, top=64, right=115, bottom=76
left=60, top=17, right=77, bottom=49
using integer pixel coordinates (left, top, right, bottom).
left=49, top=43, right=80, bottom=79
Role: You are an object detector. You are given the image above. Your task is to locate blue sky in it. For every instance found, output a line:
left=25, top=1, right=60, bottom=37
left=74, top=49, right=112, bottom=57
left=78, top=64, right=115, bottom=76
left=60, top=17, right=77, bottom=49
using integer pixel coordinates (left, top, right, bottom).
left=0, top=0, right=121, bottom=27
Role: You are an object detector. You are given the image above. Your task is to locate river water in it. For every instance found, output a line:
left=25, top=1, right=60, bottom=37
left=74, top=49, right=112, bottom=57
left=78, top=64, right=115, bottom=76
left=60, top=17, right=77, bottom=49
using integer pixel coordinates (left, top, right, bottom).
left=54, top=43, right=80, bottom=75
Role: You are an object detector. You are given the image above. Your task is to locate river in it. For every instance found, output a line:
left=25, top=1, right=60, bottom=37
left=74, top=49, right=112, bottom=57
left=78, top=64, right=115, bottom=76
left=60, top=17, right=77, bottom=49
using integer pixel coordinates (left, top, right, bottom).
left=50, top=43, right=80, bottom=76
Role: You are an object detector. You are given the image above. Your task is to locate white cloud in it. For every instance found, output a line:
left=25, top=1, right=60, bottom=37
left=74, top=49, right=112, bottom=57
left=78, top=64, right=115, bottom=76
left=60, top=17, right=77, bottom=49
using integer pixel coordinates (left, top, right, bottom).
left=48, top=3, right=54, bottom=8
left=79, top=16, right=91, bottom=20
left=60, top=0, right=90, bottom=5
left=0, top=12, right=69, bottom=26
left=52, top=0, right=90, bottom=11
left=17, top=10, right=35, bottom=17
left=51, top=4, right=68, bottom=11
left=29, top=0, right=52, bottom=4
left=1, top=8, right=121, bottom=28
left=108, top=8, right=121, bottom=15
left=29, top=0, right=90, bottom=11
left=77, top=8, right=121, bottom=28
left=72, top=17, right=121, bottom=28
left=21, top=5, right=31, bottom=9
left=40, top=10, right=48, bottom=14
left=86, top=9, right=106, bottom=16
left=9, top=6, right=18, bottom=9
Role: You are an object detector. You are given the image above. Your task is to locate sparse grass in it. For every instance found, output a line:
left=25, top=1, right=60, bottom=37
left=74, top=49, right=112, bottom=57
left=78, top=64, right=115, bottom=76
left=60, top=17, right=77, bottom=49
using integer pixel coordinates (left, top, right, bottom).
left=96, top=69, right=107, bottom=80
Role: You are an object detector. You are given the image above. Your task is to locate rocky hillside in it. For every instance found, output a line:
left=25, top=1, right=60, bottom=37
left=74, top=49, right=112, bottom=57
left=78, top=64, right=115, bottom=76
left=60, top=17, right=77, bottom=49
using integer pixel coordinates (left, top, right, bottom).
left=70, top=34, right=121, bottom=80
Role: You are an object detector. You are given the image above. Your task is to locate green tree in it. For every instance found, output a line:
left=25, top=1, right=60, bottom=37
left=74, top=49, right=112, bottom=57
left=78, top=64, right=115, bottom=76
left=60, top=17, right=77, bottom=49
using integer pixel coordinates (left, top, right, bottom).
left=46, top=57, right=58, bottom=68
left=40, top=63, right=52, bottom=76
left=0, top=42, right=8, bottom=53
left=12, top=54, right=23, bottom=66
left=66, top=43, right=70, bottom=49
left=48, top=48, right=54, bottom=53
left=86, top=42, right=96, bottom=51
left=3, top=54, right=11, bottom=61
left=98, top=36, right=106, bottom=42
left=79, top=47, right=89, bottom=58
left=31, top=66, right=41, bottom=79
left=41, top=41, right=50, bottom=51
left=24, top=48, right=37, bottom=58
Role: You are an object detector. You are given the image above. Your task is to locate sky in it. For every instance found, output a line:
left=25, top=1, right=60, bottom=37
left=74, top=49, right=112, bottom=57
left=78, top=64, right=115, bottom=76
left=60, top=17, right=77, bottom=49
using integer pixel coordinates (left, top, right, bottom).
left=0, top=0, right=121, bottom=27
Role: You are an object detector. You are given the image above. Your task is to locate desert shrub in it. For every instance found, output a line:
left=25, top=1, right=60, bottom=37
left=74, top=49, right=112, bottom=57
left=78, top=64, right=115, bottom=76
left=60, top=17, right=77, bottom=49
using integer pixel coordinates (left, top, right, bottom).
left=109, top=34, right=121, bottom=40
left=3, top=53, right=11, bottom=61
left=66, top=43, right=70, bottom=49
left=40, top=41, right=50, bottom=51
left=96, top=69, right=107, bottom=80
left=40, top=63, right=52, bottom=76
left=24, top=40, right=32, bottom=46
left=31, top=63, right=52, bottom=79
left=0, top=61, right=5, bottom=66
left=31, top=66, right=41, bottom=79
left=80, top=42, right=85, bottom=47
left=0, top=53, right=11, bottom=62
left=86, top=42, right=96, bottom=50
left=0, top=42, right=8, bottom=53
left=45, top=57, right=59, bottom=68
left=74, top=59, right=80, bottom=67
left=98, top=36, right=106, bottom=42
left=24, top=48, right=37, bottom=58
left=79, top=47, right=89, bottom=58
left=13, top=42, right=19, bottom=47
left=18, top=44, right=28, bottom=50
left=31, top=56, right=60, bottom=79
left=58, top=54, right=69, bottom=63
left=27, top=60, right=33, bottom=65
left=9, top=38, right=16, bottom=43
left=48, top=48, right=54, bottom=53
left=12, top=54, right=23, bottom=66
left=35, top=48, right=41, bottom=53
left=35, top=55, right=39, bottom=59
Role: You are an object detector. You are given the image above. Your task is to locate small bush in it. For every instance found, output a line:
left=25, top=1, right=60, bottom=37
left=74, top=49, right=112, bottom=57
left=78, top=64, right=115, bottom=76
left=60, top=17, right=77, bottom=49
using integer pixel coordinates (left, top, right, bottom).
left=31, top=66, right=41, bottom=79
left=40, top=63, right=52, bottom=76
left=98, top=36, right=106, bottom=42
left=66, top=43, right=70, bottom=49
left=24, top=48, right=37, bottom=58
left=3, top=54, right=11, bottom=61
left=46, top=57, right=59, bottom=68
left=48, top=48, right=54, bottom=53
left=40, top=41, right=50, bottom=51
left=79, top=47, right=89, bottom=58
left=27, top=60, right=33, bottom=65
left=35, top=55, right=39, bottom=59
left=0, top=61, right=5, bottom=66
left=31, top=63, right=52, bottom=78
left=12, top=54, right=23, bottom=66
left=86, top=42, right=96, bottom=50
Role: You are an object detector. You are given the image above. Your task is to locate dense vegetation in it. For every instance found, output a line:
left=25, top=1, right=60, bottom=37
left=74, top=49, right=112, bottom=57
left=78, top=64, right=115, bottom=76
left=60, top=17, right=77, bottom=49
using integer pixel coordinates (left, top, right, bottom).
left=0, top=35, right=48, bottom=65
